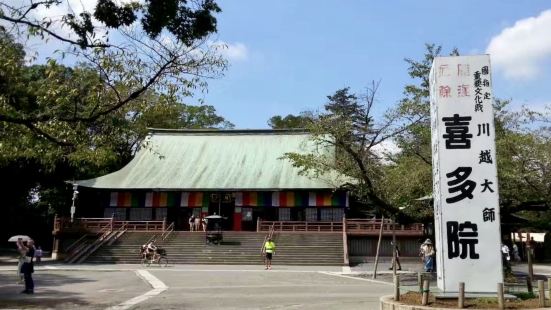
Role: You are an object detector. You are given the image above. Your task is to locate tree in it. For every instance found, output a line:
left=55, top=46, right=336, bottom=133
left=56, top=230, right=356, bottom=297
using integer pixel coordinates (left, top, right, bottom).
left=0, top=1, right=233, bottom=249
left=494, top=102, right=551, bottom=230
left=0, top=28, right=232, bottom=166
left=283, top=83, right=424, bottom=217
left=0, top=0, right=226, bottom=145
left=268, top=112, right=313, bottom=129
left=385, top=44, right=551, bottom=229
left=381, top=44, right=459, bottom=221
left=0, top=19, right=233, bottom=247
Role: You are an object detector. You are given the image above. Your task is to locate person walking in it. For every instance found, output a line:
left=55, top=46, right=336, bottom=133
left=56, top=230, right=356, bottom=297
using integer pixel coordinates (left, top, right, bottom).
left=188, top=215, right=195, bottom=232
left=17, top=238, right=35, bottom=294
left=263, top=238, right=276, bottom=270
left=512, top=243, right=521, bottom=262
left=194, top=216, right=201, bottom=232
left=201, top=216, right=207, bottom=232
left=502, top=243, right=511, bottom=273
left=388, top=241, right=402, bottom=271
left=34, top=246, right=43, bottom=266
left=420, top=239, right=435, bottom=272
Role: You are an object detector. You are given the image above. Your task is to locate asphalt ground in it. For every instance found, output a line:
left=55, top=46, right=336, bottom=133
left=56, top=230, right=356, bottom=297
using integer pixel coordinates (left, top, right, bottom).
left=0, top=264, right=392, bottom=310
left=0, top=269, right=150, bottom=309
left=0, top=261, right=549, bottom=309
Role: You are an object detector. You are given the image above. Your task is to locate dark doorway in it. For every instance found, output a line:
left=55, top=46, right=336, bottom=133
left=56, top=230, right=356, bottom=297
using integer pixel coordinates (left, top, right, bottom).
left=171, top=207, right=194, bottom=231
left=208, top=193, right=234, bottom=230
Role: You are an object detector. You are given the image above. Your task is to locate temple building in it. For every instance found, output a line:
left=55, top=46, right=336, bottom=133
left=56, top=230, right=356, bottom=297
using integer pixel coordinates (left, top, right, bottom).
left=73, top=129, right=350, bottom=231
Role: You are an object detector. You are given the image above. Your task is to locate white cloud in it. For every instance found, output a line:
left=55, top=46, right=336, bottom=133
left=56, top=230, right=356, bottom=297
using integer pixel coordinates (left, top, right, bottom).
left=9, top=0, right=136, bottom=39
left=525, top=100, right=551, bottom=113
left=372, top=139, right=401, bottom=159
left=211, top=41, right=249, bottom=62
left=486, top=10, right=551, bottom=80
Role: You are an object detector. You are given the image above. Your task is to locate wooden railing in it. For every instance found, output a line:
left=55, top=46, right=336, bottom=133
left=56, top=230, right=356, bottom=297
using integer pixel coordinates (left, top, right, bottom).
left=346, top=219, right=423, bottom=236
left=257, top=219, right=423, bottom=236
left=54, top=217, right=166, bottom=233
left=54, top=217, right=113, bottom=233
left=259, top=221, right=343, bottom=232
left=112, top=220, right=165, bottom=231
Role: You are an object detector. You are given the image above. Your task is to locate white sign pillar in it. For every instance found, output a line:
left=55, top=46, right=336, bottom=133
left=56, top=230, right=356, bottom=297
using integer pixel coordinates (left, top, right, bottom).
left=430, top=55, right=503, bottom=293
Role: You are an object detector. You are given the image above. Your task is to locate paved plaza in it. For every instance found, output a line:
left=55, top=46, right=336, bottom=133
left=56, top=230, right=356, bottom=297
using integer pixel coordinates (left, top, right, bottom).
left=1, top=261, right=550, bottom=309
left=0, top=264, right=394, bottom=309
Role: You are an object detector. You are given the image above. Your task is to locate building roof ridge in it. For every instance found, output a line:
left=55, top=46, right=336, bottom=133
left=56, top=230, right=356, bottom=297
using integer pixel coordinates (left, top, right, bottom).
left=147, top=128, right=310, bottom=135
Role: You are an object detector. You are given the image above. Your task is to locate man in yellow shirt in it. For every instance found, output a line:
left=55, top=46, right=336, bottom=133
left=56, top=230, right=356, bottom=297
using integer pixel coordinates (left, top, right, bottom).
left=263, top=238, right=276, bottom=270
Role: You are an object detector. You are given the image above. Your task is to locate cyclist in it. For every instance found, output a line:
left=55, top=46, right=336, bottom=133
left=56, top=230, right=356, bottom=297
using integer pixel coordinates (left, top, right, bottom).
left=145, top=240, right=158, bottom=261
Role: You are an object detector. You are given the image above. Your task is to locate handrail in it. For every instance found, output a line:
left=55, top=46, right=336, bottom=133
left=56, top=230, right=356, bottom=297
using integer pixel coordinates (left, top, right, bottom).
left=65, top=224, right=112, bottom=263
left=268, top=223, right=275, bottom=239
left=161, top=222, right=175, bottom=241
left=65, top=234, right=88, bottom=252
left=76, top=225, right=122, bottom=263
left=146, top=234, right=157, bottom=244
left=107, top=222, right=128, bottom=246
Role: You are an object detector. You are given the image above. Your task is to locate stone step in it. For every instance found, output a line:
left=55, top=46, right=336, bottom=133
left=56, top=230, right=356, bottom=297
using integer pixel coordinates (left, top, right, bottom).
left=94, top=251, right=343, bottom=256
left=112, top=244, right=343, bottom=248
left=86, top=261, right=343, bottom=266
left=90, top=257, right=343, bottom=262
left=92, top=252, right=343, bottom=257
left=87, top=256, right=342, bottom=262
left=86, top=231, right=344, bottom=266
left=95, top=251, right=343, bottom=256
left=87, top=260, right=343, bottom=264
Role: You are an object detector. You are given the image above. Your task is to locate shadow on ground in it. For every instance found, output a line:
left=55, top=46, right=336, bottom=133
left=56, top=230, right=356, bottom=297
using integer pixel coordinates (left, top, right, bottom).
left=0, top=272, right=96, bottom=308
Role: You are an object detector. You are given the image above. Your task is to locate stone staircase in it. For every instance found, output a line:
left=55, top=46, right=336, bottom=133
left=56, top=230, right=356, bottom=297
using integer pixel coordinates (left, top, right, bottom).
left=85, top=231, right=344, bottom=266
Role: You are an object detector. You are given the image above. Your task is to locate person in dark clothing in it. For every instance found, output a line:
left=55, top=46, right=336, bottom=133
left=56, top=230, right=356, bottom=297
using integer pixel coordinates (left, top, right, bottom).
left=389, top=241, right=402, bottom=271
left=17, top=238, right=35, bottom=294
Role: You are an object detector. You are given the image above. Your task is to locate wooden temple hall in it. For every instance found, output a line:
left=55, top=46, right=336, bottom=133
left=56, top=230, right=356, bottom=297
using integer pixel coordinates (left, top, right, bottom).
left=72, top=129, right=350, bottom=231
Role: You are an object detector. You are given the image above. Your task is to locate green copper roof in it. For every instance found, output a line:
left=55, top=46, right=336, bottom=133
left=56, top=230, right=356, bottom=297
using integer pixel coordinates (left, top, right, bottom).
left=75, top=129, right=348, bottom=190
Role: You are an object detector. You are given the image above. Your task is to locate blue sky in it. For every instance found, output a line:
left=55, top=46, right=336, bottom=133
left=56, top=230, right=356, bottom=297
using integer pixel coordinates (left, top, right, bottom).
left=10, top=0, right=551, bottom=129
left=202, top=1, right=551, bottom=128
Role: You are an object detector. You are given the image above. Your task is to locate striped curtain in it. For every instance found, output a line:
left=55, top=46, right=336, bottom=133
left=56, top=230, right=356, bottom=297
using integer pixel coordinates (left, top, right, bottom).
left=308, top=192, right=348, bottom=207
left=271, top=191, right=309, bottom=207
left=236, top=191, right=348, bottom=207
left=109, top=192, right=139, bottom=207
left=180, top=192, right=204, bottom=207
left=145, top=192, right=178, bottom=208
left=235, top=192, right=272, bottom=207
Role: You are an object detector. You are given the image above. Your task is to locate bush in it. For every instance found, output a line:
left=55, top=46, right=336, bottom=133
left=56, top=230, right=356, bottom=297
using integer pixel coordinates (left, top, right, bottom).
left=511, top=291, right=535, bottom=300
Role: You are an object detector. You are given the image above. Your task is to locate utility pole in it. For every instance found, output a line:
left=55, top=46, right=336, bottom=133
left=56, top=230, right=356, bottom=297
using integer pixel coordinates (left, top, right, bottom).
left=373, top=215, right=384, bottom=279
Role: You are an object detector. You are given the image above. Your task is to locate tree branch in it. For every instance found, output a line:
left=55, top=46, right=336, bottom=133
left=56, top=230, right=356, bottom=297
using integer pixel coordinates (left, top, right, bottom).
left=0, top=14, right=111, bottom=49
left=23, top=122, right=74, bottom=147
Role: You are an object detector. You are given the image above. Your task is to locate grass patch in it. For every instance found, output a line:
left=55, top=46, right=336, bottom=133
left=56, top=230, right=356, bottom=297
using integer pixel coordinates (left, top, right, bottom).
left=398, top=291, right=545, bottom=309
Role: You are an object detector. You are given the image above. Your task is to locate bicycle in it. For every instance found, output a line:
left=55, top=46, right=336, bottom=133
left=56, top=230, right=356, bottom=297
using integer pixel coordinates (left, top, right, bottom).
left=140, top=248, right=168, bottom=267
